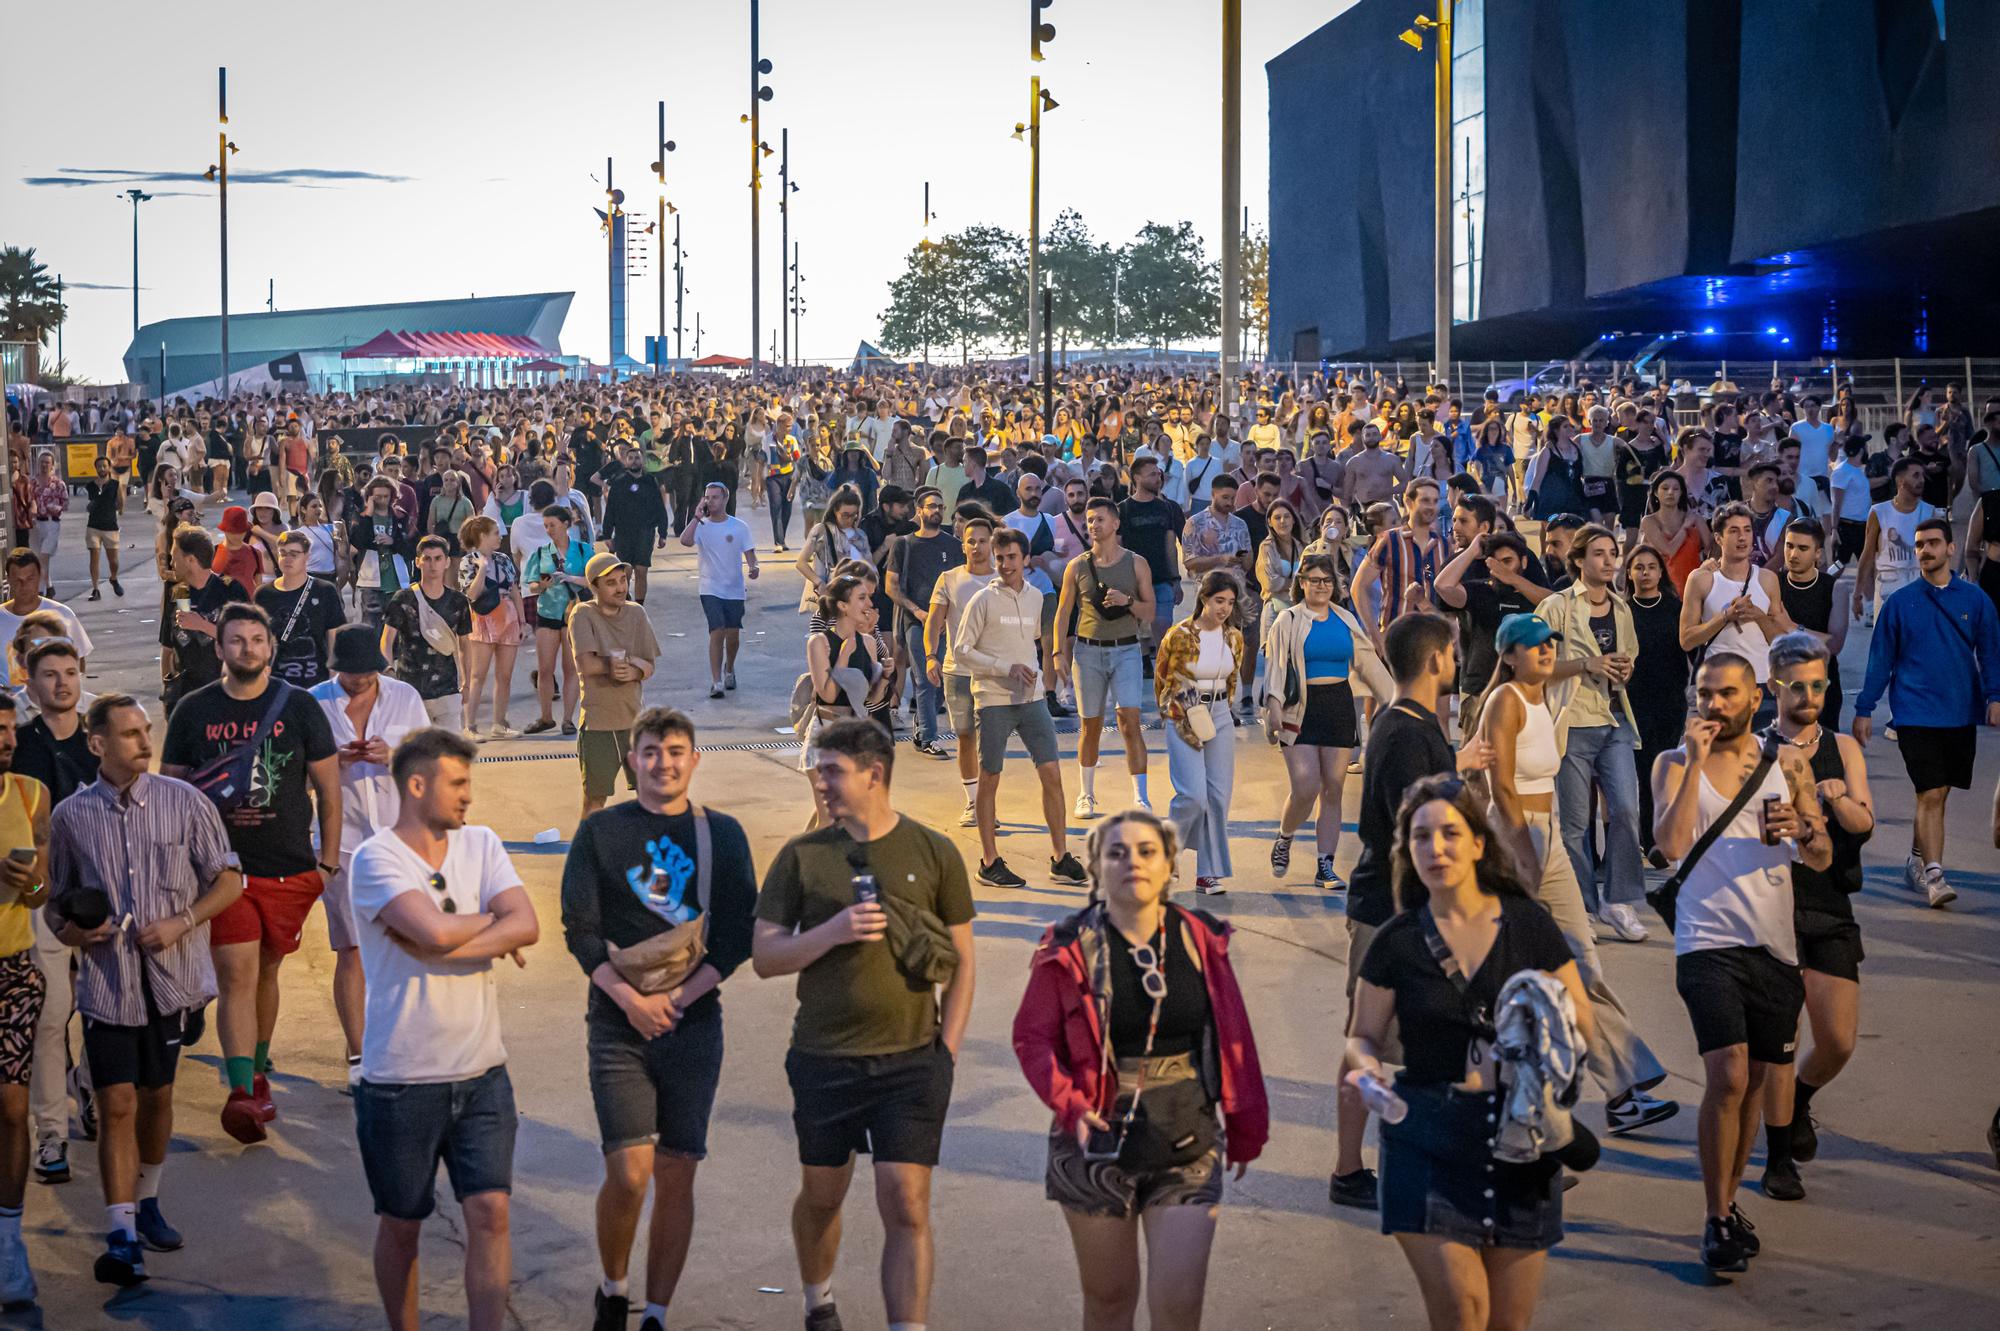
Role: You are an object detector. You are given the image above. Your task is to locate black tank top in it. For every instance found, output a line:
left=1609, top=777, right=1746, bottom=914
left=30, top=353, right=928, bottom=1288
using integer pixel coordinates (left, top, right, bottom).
left=1777, top=572, right=1842, bottom=690
left=814, top=629, right=876, bottom=704
left=1785, top=729, right=1866, bottom=915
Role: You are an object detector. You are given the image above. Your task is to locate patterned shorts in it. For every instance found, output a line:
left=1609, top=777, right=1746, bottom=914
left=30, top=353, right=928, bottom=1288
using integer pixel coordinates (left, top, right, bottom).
left=0, top=950, right=47, bottom=1086
left=1043, top=1056, right=1224, bottom=1219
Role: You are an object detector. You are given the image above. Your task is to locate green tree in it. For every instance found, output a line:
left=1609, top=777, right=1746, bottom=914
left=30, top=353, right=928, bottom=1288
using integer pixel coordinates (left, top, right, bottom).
left=955, top=224, right=1028, bottom=356
left=880, top=225, right=1027, bottom=361
left=1040, top=209, right=1116, bottom=355
left=877, top=236, right=967, bottom=364
left=0, top=247, right=66, bottom=381
left=1117, top=221, right=1217, bottom=353
left=1243, top=224, right=1270, bottom=359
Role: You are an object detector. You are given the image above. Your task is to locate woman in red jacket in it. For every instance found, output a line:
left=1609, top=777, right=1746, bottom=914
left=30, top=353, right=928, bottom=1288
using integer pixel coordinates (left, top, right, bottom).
left=1013, top=808, right=1269, bottom=1331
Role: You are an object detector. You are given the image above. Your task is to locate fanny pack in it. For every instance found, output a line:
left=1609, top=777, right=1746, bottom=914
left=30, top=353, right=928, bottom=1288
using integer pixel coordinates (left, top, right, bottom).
left=606, top=808, right=712, bottom=996
left=187, top=682, right=295, bottom=814
left=413, top=590, right=460, bottom=658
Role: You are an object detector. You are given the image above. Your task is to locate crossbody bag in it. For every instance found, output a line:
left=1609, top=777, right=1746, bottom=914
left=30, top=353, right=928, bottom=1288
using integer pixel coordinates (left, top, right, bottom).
left=1646, top=733, right=1779, bottom=929
left=606, top=808, right=713, bottom=996
left=187, top=682, right=296, bottom=815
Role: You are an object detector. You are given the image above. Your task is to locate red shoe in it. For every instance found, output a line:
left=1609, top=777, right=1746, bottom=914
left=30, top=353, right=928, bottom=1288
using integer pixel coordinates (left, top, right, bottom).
left=221, top=1090, right=268, bottom=1144
left=251, top=1073, right=277, bottom=1123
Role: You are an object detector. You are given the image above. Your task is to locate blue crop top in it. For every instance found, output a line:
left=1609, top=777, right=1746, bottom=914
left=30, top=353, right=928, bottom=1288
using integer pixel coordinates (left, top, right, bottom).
left=1302, top=611, right=1353, bottom=680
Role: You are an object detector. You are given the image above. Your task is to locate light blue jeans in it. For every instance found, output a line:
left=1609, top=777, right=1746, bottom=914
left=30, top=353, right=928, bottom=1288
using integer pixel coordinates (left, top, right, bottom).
left=1556, top=718, right=1645, bottom=911
left=901, top=621, right=940, bottom=744
left=1166, top=700, right=1235, bottom=880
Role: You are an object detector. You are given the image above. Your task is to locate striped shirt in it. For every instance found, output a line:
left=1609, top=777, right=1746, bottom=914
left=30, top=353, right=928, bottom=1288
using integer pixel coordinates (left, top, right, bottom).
left=48, top=773, right=240, bottom=1026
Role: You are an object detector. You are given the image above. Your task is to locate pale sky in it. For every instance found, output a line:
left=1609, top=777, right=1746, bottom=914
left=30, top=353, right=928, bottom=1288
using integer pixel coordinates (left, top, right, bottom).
left=6, top=0, right=1353, bottom=383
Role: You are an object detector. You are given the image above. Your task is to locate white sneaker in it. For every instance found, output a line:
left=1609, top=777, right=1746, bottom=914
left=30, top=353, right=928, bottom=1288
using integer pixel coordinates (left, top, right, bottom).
left=0, top=1223, right=36, bottom=1308
left=1596, top=903, right=1649, bottom=943
left=959, top=800, right=977, bottom=828
left=1922, top=864, right=1958, bottom=909
left=1073, top=792, right=1100, bottom=820
left=1903, top=855, right=1925, bottom=893
left=1132, top=795, right=1152, bottom=813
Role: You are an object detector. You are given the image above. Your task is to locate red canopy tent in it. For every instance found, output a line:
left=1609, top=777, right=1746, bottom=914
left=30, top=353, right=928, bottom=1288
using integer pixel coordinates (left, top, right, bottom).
left=341, top=330, right=550, bottom=359
left=690, top=353, right=751, bottom=368
left=518, top=358, right=565, bottom=372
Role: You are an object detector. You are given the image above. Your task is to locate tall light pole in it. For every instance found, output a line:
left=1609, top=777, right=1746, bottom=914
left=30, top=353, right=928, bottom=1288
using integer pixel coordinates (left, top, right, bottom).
left=652, top=100, right=677, bottom=376
left=1401, top=7, right=1454, bottom=377
left=123, top=188, right=153, bottom=337
left=748, top=0, right=774, bottom=383
left=203, top=67, right=237, bottom=396
left=1027, top=0, right=1057, bottom=362
left=779, top=127, right=790, bottom=368
left=673, top=216, right=686, bottom=368
left=791, top=241, right=803, bottom=364
left=919, top=181, right=935, bottom=368
left=1221, top=0, right=1241, bottom=417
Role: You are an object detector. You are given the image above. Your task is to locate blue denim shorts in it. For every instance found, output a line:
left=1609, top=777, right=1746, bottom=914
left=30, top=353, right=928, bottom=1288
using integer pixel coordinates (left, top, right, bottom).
left=354, top=1064, right=517, bottom=1220
left=699, top=594, right=745, bottom=631
left=1071, top=640, right=1145, bottom=718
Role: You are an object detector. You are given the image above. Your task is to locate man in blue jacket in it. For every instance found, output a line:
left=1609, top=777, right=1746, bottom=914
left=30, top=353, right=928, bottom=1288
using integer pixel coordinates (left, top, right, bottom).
left=1852, top=516, right=2000, bottom=907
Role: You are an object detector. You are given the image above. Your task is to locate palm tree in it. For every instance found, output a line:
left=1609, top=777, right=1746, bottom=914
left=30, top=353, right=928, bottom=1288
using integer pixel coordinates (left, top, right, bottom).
left=0, top=247, right=65, bottom=382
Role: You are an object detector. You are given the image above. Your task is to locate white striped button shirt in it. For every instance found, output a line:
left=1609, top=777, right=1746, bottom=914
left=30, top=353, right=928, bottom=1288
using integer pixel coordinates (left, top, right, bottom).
left=48, top=773, right=239, bottom=1026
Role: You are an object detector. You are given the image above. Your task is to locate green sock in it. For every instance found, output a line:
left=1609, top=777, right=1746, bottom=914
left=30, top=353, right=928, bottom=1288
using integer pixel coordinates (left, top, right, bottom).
left=253, top=1041, right=271, bottom=1076
left=226, top=1056, right=255, bottom=1095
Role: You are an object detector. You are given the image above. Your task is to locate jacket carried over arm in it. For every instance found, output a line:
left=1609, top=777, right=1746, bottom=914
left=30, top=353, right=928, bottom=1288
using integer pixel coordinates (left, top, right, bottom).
left=1261, top=601, right=1393, bottom=744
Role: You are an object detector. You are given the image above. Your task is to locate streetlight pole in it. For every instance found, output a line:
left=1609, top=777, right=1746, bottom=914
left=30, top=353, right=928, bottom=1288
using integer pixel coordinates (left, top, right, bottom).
left=123, top=188, right=152, bottom=337
left=216, top=67, right=231, bottom=396
left=792, top=241, right=802, bottom=364
left=779, top=127, right=790, bottom=368
left=749, top=0, right=774, bottom=383
left=1220, top=0, right=1241, bottom=419
left=1027, top=75, right=1042, bottom=361
left=657, top=101, right=668, bottom=377
left=674, top=215, right=685, bottom=369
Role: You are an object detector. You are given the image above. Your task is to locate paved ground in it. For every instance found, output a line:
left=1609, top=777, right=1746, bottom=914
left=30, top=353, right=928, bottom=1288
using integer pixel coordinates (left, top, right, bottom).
left=13, top=500, right=2000, bottom=1328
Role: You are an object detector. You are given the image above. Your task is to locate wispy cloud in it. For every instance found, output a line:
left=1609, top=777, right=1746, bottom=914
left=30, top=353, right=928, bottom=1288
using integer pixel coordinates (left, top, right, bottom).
left=22, top=166, right=411, bottom=188
left=57, top=281, right=150, bottom=291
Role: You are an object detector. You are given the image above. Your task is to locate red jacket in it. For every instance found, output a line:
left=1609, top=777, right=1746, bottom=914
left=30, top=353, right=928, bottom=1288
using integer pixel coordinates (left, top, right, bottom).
left=1012, top=903, right=1270, bottom=1165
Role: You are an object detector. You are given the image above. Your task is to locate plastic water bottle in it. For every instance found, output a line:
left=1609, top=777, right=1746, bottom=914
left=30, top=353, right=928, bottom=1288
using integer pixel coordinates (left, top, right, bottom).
left=1355, top=1070, right=1409, bottom=1125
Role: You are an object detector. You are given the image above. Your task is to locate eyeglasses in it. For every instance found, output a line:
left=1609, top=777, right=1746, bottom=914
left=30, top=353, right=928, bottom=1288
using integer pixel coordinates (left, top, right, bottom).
left=1301, top=575, right=1335, bottom=587
left=1774, top=678, right=1830, bottom=696
left=1127, top=940, right=1167, bottom=999
left=428, top=871, right=458, bottom=913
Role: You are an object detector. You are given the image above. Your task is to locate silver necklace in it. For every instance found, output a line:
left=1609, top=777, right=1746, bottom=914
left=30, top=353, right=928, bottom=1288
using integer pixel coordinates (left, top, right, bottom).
left=1632, top=592, right=1663, bottom=608
left=1785, top=570, right=1820, bottom=591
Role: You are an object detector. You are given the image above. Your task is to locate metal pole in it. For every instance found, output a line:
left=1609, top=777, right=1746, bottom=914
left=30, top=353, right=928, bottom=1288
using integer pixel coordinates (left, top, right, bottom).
left=55, top=277, right=63, bottom=375
left=780, top=127, right=790, bottom=369
left=1028, top=76, right=1041, bottom=359
left=922, top=181, right=930, bottom=369
left=1220, top=0, right=1241, bottom=417
left=1043, top=287, right=1055, bottom=431
left=657, top=101, right=667, bottom=377
left=218, top=67, right=231, bottom=397
left=127, top=190, right=145, bottom=335
left=750, top=0, right=762, bottom=384
left=0, top=348, right=13, bottom=548
left=606, top=156, right=617, bottom=373
left=1431, top=5, right=1453, bottom=377
left=674, top=215, right=685, bottom=368
left=793, top=241, right=802, bottom=367
left=159, top=342, right=166, bottom=402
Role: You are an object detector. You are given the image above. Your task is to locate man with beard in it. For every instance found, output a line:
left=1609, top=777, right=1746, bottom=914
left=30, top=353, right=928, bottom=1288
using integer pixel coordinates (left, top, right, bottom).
left=1852, top=517, right=2000, bottom=907
left=161, top=604, right=341, bottom=1144
left=1652, top=653, right=1831, bottom=1272
left=1755, top=632, right=1872, bottom=1204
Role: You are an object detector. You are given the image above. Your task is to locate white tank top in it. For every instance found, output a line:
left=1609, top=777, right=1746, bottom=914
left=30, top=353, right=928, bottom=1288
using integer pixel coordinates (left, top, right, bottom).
left=1675, top=756, right=1796, bottom=965
left=1703, top=566, right=1772, bottom=681
left=1500, top=683, right=1559, bottom=795
left=1869, top=499, right=1938, bottom=576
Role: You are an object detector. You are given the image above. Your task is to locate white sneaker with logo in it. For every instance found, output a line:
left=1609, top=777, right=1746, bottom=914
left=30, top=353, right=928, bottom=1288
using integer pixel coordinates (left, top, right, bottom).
left=1922, top=863, right=1957, bottom=908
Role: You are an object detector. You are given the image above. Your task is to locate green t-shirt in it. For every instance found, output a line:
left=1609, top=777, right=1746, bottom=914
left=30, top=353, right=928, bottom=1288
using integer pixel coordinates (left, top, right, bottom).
left=755, top=815, right=976, bottom=1056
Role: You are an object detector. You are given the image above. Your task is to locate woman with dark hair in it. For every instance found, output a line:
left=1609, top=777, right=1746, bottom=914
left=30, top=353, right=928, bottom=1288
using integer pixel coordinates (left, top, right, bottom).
left=1012, top=808, right=1269, bottom=1331
left=801, top=572, right=888, bottom=827
left=1639, top=467, right=1711, bottom=597
left=1346, top=775, right=1594, bottom=1331
left=521, top=504, right=592, bottom=736
left=1262, top=552, right=1391, bottom=891
left=795, top=484, right=872, bottom=612
left=1154, top=571, right=1246, bottom=896
left=1622, top=544, right=1687, bottom=864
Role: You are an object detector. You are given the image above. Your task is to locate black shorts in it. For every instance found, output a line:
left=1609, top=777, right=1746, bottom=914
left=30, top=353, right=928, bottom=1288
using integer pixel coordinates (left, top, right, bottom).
left=1675, top=945, right=1804, bottom=1063
left=1795, top=908, right=1865, bottom=983
left=1836, top=518, right=1867, bottom=564
left=83, top=1007, right=187, bottom=1090
left=1898, top=724, right=1975, bottom=792
left=784, top=1041, right=955, bottom=1168
left=587, top=1006, right=725, bottom=1157
left=1296, top=680, right=1359, bottom=748
left=612, top=538, right=654, bottom=570
left=536, top=613, right=568, bottom=633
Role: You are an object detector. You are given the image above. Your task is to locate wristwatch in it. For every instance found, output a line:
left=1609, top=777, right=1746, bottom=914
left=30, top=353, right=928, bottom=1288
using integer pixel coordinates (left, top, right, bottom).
left=316, top=860, right=340, bottom=877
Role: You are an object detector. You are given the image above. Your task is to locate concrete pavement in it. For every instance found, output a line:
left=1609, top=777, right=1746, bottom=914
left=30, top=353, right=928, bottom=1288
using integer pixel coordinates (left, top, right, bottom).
left=14, top=500, right=2000, bottom=1328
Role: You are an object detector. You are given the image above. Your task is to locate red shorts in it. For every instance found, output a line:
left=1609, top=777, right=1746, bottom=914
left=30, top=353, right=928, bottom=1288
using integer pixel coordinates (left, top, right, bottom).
left=211, top=871, right=326, bottom=956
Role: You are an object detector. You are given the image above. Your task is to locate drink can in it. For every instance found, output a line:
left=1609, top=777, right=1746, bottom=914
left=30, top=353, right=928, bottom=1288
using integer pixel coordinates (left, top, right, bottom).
left=1760, top=793, right=1782, bottom=845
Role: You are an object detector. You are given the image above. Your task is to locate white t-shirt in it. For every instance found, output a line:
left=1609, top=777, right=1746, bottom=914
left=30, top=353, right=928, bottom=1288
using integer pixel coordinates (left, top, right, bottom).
left=1828, top=458, right=1872, bottom=521
left=1003, top=510, right=1059, bottom=593
left=309, top=675, right=431, bottom=863
left=693, top=515, right=754, bottom=600
left=932, top=567, right=997, bottom=677
left=509, top=512, right=552, bottom=564
left=350, top=824, right=522, bottom=1084
left=1790, top=422, right=1835, bottom=482
left=0, top=599, right=94, bottom=686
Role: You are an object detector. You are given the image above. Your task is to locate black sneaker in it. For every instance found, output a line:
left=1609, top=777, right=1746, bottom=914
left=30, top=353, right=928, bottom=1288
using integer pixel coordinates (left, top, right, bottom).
left=1328, top=1167, right=1378, bottom=1210
left=1050, top=852, right=1087, bottom=886
left=1988, top=1105, right=2000, bottom=1171
left=593, top=1288, right=629, bottom=1331
left=110, top=578, right=124, bottom=597
left=93, top=1230, right=147, bottom=1287
left=978, top=857, right=1028, bottom=889
left=1701, top=1216, right=1750, bottom=1273
left=640, top=1318, right=664, bottom=1331
left=1729, top=1202, right=1762, bottom=1257
left=1761, top=1156, right=1804, bottom=1201
left=1045, top=695, right=1072, bottom=718
left=913, top=738, right=952, bottom=759
left=88, top=588, right=101, bottom=602
left=1792, top=1112, right=1819, bottom=1163
left=805, top=1305, right=845, bottom=1331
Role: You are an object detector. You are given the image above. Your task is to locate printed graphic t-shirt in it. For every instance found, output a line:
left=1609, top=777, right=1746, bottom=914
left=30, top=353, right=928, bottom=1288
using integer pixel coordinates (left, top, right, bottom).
left=162, top=679, right=337, bottom=877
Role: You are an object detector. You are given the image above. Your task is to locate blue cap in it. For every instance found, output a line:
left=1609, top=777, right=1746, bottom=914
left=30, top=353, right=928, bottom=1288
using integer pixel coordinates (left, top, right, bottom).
left=1494, top=613, right=1560, bottom=654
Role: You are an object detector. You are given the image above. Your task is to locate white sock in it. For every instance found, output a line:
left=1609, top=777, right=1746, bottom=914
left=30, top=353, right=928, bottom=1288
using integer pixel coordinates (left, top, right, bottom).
left=644, top=1303, right=669, bottom=1326
left=137, top=1159, right=163, bottom=1202
left=961, top=780, right=977, bottom=804
left=1131, top=772, right=1149, bottom=805
left=107, top=1203, right=137, bottom=1240
left=804, top=1279, right=834, bottom=1311
left=1079, top=763, right=1098, bottom=797
left=601, top=1276, right=628, bottom=1298
left=1927, top=860, right=1944, bottom=873
left=889, top=1323, right=929, bottom=1331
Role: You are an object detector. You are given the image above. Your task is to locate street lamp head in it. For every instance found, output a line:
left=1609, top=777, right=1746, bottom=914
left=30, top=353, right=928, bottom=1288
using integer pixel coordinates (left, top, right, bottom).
left=1398, top=28, right=1423, bottom=49
left=1039, top=89, right=1059, bottom=111
left=1011, top=123, right=1026, bottom=140
left=757, top=86, right=774, bottom=102
left=740, top=113, right=751, bottom=124
left=203, top=165, right=218, bottom=182
left=757, top=57, right=773, bottom=74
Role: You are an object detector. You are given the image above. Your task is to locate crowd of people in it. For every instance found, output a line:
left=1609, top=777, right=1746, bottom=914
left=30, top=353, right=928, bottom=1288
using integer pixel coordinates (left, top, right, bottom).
left=0, top=360, right=1997, bottom=1328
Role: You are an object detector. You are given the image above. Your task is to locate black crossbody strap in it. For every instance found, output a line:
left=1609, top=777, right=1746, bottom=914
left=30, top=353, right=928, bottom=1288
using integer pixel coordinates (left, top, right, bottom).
left=1417, top=905, right=1471, bottom=995
left=1663, top=733, right=1780, bottom=895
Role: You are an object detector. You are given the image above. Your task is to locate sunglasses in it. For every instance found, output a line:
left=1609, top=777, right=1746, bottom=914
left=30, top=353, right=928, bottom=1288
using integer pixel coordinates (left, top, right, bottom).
left=1774, top=678, right=1830, bottom=697
left=1127, top=940, right=1167, bottom=1000
left=428, top=871, right=458, bottom=913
